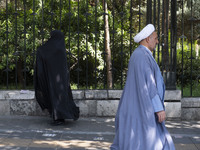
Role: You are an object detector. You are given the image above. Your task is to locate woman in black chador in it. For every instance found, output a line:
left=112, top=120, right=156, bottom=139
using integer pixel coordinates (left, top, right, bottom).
left=34, top=30, right=79, bottom=125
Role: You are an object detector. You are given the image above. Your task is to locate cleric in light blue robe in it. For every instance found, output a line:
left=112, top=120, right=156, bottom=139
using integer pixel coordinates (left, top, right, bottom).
left=110, top=24, right=175, bottom=150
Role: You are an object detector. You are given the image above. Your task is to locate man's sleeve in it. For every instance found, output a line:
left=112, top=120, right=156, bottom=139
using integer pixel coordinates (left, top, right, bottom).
left=152, top=94, right=164, bottom=112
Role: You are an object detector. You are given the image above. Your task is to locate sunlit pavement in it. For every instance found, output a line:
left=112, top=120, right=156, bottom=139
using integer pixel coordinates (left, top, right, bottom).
left=0, top=116, right=200, bottom=150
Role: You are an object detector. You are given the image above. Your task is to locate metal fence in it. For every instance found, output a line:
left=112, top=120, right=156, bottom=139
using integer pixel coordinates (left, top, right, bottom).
left=0, top=0, right=199, bottom=97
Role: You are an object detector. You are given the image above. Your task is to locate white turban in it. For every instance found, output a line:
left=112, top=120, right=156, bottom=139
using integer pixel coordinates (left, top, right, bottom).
left=133, top=24, right=155, bottom=43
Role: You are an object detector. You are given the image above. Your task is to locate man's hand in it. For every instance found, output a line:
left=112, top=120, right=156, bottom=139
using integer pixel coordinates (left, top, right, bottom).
left=156, top=110, right=166, bottom=123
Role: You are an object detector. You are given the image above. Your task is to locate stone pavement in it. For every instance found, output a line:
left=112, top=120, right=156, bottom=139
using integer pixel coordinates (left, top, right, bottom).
left=0, top=116, right=200, bottom=150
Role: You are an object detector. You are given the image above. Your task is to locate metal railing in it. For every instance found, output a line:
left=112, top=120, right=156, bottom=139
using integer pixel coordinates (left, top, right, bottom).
left=0, top=0, right=199, bottom=97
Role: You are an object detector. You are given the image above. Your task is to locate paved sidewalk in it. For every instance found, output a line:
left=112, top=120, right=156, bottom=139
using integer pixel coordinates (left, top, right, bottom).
left=0, top=116, right=200, bottom=150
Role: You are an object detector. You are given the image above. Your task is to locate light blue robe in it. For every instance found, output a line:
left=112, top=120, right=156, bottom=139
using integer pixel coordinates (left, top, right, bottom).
left=110, top=45, right=175, bottom=150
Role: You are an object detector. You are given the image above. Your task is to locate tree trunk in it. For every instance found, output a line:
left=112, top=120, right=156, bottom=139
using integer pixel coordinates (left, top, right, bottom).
left=104, top=0, right=113, bottom=89
left=17, top=58, right=24, bottom=88
left=162, top=0, right=170, bottom=72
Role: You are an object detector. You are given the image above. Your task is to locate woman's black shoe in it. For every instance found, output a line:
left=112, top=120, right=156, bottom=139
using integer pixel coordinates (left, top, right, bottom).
left=51, top=119, right=65, bottom=126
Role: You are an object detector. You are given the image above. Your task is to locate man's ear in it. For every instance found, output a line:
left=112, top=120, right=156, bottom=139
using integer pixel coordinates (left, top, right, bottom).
left=145, top=37, right=150, bottom=43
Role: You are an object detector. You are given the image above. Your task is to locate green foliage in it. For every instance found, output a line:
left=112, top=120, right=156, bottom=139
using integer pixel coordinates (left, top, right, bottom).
left=176, top=0, right=200, bottom=43
left=177, top=84, right=200, bottom=97
left=176, top=39, right=200, bottom=89
left=0, top=0, right=146, bottom=89
left=1, top=0, right=199, bottom=92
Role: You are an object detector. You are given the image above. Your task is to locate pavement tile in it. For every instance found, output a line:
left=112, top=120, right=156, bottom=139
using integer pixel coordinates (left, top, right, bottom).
left=175, top=144, right=198, bottom=150
left=34, top=132, right=62, bottom=140
left=61, top=133, right=87, bottom=140
left=0, top=116, right=200, bottom=150
left=29, top=139, right=58, bottom=148
left=57, top=148, right=86, bottom=150
left=92, top=134, right=115, bottom=142
left=0, top=132, right=10, bottom=142
left=28, top=147, right=56, bottom=150
left=0, top=138, right=31, bottom=147
left=172, top=136, right=193, bottom=144
left=0, top=146, right=27, bottom=150
left=56, top=139, right=111, bottom=150
left=61, top=133, right=114, bottom=143
left=194, top=144, right=200, bottom=149
left=57, top=149, right=76, bottom=150
left=8, top=131, right=36, bottom=139
left=57, top=148, right=87, bottom=150
left=190, top=137, right=200, bottom=144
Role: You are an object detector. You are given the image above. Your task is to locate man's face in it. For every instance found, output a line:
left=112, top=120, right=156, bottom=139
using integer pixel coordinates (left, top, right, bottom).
left=148, top=32, right=159, bottom=51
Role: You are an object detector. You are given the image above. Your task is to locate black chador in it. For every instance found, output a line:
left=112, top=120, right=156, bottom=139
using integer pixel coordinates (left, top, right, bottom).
left=34, top=30, right=79, bottom=125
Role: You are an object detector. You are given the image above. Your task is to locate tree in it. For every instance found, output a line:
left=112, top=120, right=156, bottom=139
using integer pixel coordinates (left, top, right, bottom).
left=104, top=0, right=112, bottom=89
